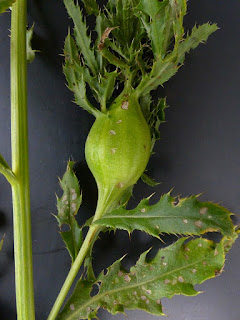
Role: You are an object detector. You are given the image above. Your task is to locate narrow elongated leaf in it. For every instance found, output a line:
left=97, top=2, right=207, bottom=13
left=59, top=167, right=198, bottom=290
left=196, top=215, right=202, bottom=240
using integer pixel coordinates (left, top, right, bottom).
left=63, top=33, right=100, bottom=117
left=141, top=173, right=159, bottom=187
left=64, top=0, right=98, bottom=75
left=55, top=162, right=82, bottom=262
left=136, top=23, right=218, bottom=96
left=82, top=0, right=99, bottom=15
left=57, top=237, right=225, bottom=319
left=176, top=23, right=219, bottom=64
left=93, top=193, right=234, bottom=238
left=0, top=0, right=15, bottom=14
left=136, top=0, right=187, bottom=58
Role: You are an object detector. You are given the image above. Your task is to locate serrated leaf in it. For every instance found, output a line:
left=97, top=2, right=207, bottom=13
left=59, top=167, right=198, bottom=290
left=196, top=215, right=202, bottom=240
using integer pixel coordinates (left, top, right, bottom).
left=57, top=237, right=225, bottom=319
left=136, top=0, right=187, bottom=58
left=93, top=193, right=234, bottom=238
left=64, top=0, right=98, bottom=75
left=26, top=24, right=36, bottom=63
left=141, top=173, right=159, bottom=187
left=55, top=161, right=83, bottom=262
left=176, top=23, right=219, bottom=64
left=63, top=33, right=100, bottom=117
left=0, top=0, right=15, bottom=14
left=82, top=0, right=99, bottom=15
left=136, top=22, right=218, bottom=96
left=148, top=97, right=167, bottom=150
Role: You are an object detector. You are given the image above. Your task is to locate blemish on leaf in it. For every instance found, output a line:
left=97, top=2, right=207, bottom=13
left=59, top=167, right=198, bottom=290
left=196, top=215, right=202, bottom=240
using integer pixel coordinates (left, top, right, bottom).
left=157, top=299, right=161, bottom=305
left=184, top=254, right=189, bottom=260
left=146, top=299, right=150, bottom=304
left=214, top=249, right=219, bottom=256
left=198, top=243, right=202, bottom=247
left=162, top=262, right=167, bottom=266
left=113, top=300, right=118, bottom=305
left=200, top=207, right=208, bottom=215
left=62, top=195, right=67, bottom=201
left=71, top=203, right=77, bottom=211
left=195, top=220, right=202, bottom=228
left=164, top=279, right=170, bottom=284
left=141, top=295, right=147, bottom=300
left=192, top=269, right=197, bottom=273
left=146, top=289, right=152, bottom=294
left=121, top=101, right=129, bottom=109
left=133, top=291, right=137, bottom=296
left=202, top=261, right=207, bottom=266
left=87, top=307, right=91, bottom=312
left=118, top=271, right=123, bottom=276
left=141, top=208, right=146, bottom=213
left=109, top=130, right=116, bottom=135
left=70, top=304, right=75, bottom=311
left=183, top=219, right=188, bottom=224
left=124, top=274, right=131, bottom=282
left=172, top=279, right=177, bottom=285
left=72, top=193, right=77, bottom=200
left=116, top=120, right=122, bottom=123
left=116, top=182, right=124, bottom=189
left=208, top=215, right=212, bottom=219
left=178, top=276, right=184, bottom=283
left=110, top=148, right=117, bottom=154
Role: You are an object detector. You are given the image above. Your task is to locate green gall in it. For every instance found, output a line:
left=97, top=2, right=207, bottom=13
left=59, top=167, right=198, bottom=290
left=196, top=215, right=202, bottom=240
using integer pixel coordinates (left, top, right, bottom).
left=85, top=92, right=151, bottom=218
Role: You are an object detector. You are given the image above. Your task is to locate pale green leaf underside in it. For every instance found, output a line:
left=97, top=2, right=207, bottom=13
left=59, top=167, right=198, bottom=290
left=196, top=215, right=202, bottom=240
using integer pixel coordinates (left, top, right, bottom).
left=0, top=0, right=15, bottom=14
left=57, top=237, right=225, bottom=320
left=94, top=193, right=234, bottom=238
left=55, top=161, right=82, bottom=262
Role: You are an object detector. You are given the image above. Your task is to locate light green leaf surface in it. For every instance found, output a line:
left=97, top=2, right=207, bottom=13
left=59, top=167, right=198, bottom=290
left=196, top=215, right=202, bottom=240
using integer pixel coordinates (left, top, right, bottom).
left=55, top=161, right=82, bottom=262
left=136, top=22, right=218, bottom=96
left=94, top=193, right=234, bottom=238
left=0, top=0, right=15, bottom=14
left=141, top=173, right=159, bottom=187
left=57, top=237, right=225, bottom=319
left=63, top=33, right=100, bottom=117
left=64, top=0, right=98, bottom=75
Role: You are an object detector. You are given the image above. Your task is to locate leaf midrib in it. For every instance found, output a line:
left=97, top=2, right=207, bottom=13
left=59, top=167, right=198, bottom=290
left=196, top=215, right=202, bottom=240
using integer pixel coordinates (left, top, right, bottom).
left=66, top=253, right=217, bottom=319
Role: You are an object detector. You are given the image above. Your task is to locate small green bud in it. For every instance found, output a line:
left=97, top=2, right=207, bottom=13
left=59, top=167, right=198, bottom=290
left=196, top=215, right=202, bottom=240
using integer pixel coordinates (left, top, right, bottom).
left=85, top=92, right=151, bottom=217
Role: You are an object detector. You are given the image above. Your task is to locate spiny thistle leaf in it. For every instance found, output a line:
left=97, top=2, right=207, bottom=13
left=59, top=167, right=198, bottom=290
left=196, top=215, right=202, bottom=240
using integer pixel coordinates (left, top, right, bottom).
left=57, top=237, right=225, bottom=319
left=93, top=192, right=234, bottom=238
left=82, top=0, right=99, bottom=15
left=136, top=0, right=187, bottom=58
left=0, top=0, right=15, bottom=14
left=55, top=161, right=82, bottom=262
left=64, top=0, right=98, bottom=75
left=63, top=33, right=100, bottom=117
left=26, top=24, right=36, bottom=63
left=141, top=172, right=159, bottom=187
left=136, top=22, right=218, bottom=96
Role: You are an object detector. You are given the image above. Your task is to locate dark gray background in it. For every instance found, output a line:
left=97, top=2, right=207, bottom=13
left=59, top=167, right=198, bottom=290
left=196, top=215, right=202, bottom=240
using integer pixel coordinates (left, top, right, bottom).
left=0, top=1, right=239, bottom=319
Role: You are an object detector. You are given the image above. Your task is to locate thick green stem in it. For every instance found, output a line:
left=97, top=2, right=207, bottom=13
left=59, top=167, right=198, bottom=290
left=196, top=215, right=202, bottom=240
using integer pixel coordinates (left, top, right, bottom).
left=47, top=191, right=116, bottom=320
left=11, top=1, right=35, bottom=319
left=47, top=225, right=100, bottom=320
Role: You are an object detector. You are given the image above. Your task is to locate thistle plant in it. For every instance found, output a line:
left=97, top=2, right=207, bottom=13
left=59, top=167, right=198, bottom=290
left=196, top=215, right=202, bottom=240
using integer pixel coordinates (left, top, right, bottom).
left=0, top=1, right=238, bottom=320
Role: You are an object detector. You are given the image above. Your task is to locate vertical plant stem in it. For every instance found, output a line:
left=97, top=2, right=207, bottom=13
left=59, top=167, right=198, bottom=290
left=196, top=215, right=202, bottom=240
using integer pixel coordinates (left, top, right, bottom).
left=11, top=0, right=35, bottom=319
